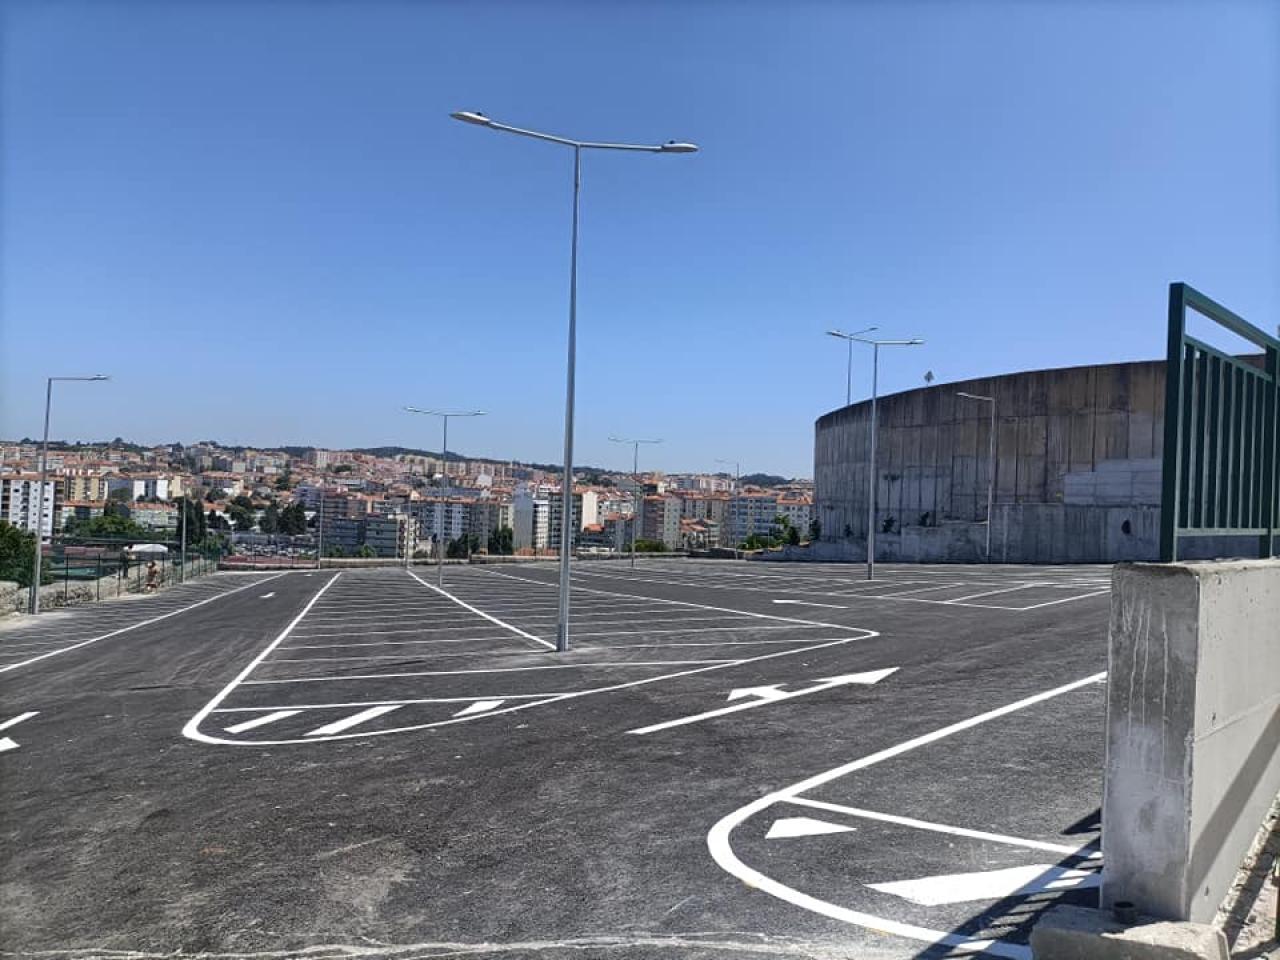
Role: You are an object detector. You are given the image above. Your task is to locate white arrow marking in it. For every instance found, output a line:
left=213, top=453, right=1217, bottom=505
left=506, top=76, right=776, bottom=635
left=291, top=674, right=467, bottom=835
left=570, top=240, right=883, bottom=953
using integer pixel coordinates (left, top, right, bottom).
left=766, top=816, right=857, bottom=839
left=453, top=699, right=506, bottom=717
left=867, top=864, right=1100, bottom=906
left=727, top=685, right=786, bottom=702
left=0, top=737, right=19, bottom=753
left=260, top=592, right=276, bottom=599
left=772, top=599, right=846, bottom=609
left=629, top=666, right=897, bottom=735
left=0, top=712, right=38, bottom=732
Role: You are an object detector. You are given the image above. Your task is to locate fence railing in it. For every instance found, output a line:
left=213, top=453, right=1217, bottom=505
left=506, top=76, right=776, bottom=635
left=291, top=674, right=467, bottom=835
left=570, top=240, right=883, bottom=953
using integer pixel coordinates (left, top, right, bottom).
left=1160, top=282, right=1279, bottom=561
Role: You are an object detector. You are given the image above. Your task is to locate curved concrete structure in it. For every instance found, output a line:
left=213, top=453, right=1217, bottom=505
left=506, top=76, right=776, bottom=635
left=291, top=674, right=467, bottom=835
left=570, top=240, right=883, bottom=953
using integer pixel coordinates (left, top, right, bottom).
left=813, top=359, right=1167, bottom=563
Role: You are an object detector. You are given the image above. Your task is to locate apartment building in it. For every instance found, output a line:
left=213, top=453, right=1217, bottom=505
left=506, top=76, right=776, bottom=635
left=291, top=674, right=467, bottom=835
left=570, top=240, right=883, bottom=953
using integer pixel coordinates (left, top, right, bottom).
left=106, top=475, right=172, bottom=501
left=63, top=473, right=110, bottom=502
left=512, top=486, right=550, bottom=552
left=776, top=494, right=813, bottom=534
left=728, top=491, right=785, bottom=542
left=126, top=501, right=179, bottom=530
left=1, top=475, right=63, bottom=539
left=640, top=494, right=683, bottom=550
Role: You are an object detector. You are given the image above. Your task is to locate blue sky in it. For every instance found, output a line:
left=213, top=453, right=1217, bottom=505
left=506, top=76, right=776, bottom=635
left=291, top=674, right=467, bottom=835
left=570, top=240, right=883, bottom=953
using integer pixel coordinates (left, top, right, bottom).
left=2, top=1, right=1277, bottom=478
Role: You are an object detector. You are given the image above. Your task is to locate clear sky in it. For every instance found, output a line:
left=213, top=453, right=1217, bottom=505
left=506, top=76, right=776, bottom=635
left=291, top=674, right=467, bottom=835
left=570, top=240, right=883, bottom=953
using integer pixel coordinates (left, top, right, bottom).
left=2, top=1, right=1277, bottom=478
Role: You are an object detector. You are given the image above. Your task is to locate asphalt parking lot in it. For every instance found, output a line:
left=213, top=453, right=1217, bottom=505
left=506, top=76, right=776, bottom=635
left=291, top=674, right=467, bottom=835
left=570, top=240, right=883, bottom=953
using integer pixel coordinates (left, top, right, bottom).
left=0, top=558, right=1112, bottom=959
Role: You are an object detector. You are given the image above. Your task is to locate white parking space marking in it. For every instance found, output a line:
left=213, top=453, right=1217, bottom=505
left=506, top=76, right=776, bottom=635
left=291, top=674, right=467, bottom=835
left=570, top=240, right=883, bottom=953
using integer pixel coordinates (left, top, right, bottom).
left=305, top=704, right=402, bottom=736
left=406, top=568, right=554, bottom=650
left=867, top=864, right=1100, bottom=906
left=0, top=573, right=288, bottom=674
left=772, top=599, right=846, bottom=608
left=707, top=671, right=1108, bottom=960
left=260, top=592, right=276, bottom=599
left=224, top=710, right=302, bottom=733
left=454, top=699, right=505, bottom=717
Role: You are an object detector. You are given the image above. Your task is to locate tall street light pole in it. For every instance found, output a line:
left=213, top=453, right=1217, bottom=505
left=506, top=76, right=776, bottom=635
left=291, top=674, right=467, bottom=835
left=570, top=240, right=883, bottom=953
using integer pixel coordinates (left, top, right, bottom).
left=825, top=327, right=878, bottom=406
left=957, top=391, right=997, bottom=562
left=405, top=407, right=486, bottom=588
left=451, top=110, right=697, bottom=653
left=849, top=336, right=924, bottom=581
left=29, top=375, right=110, bottom=614
left=609, top=435, right=662, bottom=568
left=716, top=458, right=741, bottom=559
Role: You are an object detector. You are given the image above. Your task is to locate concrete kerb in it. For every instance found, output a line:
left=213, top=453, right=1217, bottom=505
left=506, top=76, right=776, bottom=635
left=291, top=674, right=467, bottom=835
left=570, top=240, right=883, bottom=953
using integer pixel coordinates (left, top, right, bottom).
left=1031, top=905, right=1228, bottom=960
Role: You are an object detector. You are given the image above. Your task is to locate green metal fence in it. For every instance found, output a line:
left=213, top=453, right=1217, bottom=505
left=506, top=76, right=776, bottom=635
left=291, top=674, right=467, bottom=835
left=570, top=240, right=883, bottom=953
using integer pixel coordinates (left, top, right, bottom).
left=1160, top=282, right=1279, bottom=561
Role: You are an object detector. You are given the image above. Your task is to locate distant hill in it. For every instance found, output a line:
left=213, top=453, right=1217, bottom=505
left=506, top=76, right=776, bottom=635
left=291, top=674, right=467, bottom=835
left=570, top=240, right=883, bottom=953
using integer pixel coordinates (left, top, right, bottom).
left=350, top=446, right=610, bottom=475
left=740, top=472, right=789, bottom=487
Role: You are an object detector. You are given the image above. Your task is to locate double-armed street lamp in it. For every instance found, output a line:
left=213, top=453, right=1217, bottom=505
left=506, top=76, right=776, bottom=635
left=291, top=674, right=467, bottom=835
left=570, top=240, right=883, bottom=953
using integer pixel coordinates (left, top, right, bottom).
left=956, top=391, right=997, bottom=562
left=450, top=110, right=697, bottom=652
left=845, top=335, right=925, bottom=581
left=30, top=375, right=110, bottom=614
left=825, top=327, right=878, bottom=406
left=405, top=406, right=486, bottom=587
left=609, top=435, right=662, bottom=568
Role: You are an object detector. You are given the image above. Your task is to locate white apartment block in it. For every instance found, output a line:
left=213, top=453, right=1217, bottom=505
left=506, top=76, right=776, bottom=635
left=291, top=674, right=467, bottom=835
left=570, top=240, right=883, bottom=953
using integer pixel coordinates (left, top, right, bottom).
left=776, top=496, right=813, bottom=533
left=1, top=475, right=63, bottom=540
left=729, top=492, right=784, bottom=541
left=106, top=475, right=172, bottom=501
left=512, top=486, right=550, bottom=551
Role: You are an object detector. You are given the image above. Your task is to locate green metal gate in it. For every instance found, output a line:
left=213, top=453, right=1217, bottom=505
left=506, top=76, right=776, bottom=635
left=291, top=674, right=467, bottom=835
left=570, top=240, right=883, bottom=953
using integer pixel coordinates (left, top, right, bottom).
left=1160, top=282, right=1279, bottom=561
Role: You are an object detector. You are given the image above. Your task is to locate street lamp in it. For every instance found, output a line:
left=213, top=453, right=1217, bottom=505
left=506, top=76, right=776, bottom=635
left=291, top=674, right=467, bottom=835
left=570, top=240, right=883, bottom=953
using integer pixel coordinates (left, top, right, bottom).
left=452, top=110, right=697, bottom=653
left=956, top=391, right=997, bottom=562
left=825, top=327, right=878, bottom=406
left=405, top=407, right=486, bottom=587
left=849, top=336, right=924, bottom=581
left=716, top=458, right=741, bottom=559
left=609, top=435, right=662, bottom=568
left=30, top=375, right=110, bottom=614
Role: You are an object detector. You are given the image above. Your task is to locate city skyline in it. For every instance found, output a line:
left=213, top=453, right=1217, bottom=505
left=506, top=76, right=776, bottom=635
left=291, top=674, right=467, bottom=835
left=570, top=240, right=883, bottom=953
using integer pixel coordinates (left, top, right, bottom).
left=3, top=3, right=1276, bottom=478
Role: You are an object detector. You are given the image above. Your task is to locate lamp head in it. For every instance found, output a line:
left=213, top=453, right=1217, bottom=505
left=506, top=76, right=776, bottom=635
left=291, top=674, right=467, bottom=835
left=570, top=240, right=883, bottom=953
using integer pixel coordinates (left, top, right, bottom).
left=659, top=141, right=699, bottom=154
left=450, top=111, right=493, bottom=127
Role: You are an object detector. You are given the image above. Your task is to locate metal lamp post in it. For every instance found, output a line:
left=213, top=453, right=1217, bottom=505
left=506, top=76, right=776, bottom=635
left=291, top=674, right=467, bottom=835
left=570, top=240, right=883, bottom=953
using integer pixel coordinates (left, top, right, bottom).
left=956, top=391, right=997, bottom=562
left=609, top=435, right=662, bottom=568
left=451, top=110, right=697, bottom=653
left=405, top=407, right=486, bottom=587
left=716, top=458, right=741, bottom=559
left=849, top=336, right=924, bottom=581
left=825, top=327, right=878, bottom=406
left=29, top=374, right=110, bottom=614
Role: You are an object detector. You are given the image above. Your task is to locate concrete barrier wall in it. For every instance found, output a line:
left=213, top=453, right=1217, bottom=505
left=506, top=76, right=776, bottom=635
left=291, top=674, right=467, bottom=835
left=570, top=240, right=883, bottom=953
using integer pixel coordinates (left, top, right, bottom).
left=1102, top=559, right=1280, bottom=923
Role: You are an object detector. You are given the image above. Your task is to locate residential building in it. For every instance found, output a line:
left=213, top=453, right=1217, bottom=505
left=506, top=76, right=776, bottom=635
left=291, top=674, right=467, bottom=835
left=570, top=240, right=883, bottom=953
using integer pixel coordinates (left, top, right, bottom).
left=640, top=494, right=682, bottom=550
left=126, top=501, right=179, bottom=530
left=512, top=486, right=550, bottom=552
left=1, top=475, right=63, bottom=540
left=63, top=474, right=110, bottom=502
left=729, top=491, right=784, bottom=542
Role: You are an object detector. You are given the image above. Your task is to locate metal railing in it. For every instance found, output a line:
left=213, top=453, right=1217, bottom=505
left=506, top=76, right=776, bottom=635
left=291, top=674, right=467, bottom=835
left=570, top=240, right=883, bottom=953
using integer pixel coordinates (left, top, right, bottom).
left=1160, top=282, right=1279, bottom=561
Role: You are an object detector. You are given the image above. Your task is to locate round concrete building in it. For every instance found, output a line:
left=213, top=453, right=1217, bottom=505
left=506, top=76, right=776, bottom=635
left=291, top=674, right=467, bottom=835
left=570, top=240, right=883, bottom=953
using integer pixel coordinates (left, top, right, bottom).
left=813, top=358, right=1167, bottom=563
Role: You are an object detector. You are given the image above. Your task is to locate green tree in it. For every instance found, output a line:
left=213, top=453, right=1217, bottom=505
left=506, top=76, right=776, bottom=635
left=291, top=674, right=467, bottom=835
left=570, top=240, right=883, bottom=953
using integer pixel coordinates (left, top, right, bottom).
left=447, top=533, right=482, bottom=559
left=275, top=471, right=293, bottom=491
left=66, top=512, right=149, bottom=540
left=259, top=503, right=281, bottom=534
left=206, top=488, right=228, bottom=502
left=228, top=503, right=255, bottom=532
left=356, top=544, right=377, bottom=558
left=231, top=494, right=254, bottom=510
left=0, top=520, right=51, bottom=587
left=808, top=517, right=821, bottom=541
left=326, top=544, right=345, bottom=558
left=633, top=538, right=667, bottom=553
left=175, top=497, right=207, bottom=542
left=277, top=501, right=307, bottom=535
left=487, top=525, right=514, bottom=556
left=786, top=524, right=801, bottom=546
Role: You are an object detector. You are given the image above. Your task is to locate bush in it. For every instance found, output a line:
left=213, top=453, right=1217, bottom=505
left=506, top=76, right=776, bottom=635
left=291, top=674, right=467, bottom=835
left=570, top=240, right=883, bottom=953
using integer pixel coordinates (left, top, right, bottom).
left=0, top=520, right=50, bottom=587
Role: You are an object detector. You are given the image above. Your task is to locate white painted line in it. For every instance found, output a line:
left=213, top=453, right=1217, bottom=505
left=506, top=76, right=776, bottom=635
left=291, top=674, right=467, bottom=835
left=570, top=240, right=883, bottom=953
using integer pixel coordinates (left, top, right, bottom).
left=188, top=629, right=877, bottom=745
left=706, top=671, right=1108, bottom=959
left=454, top=699, right=505, bottom=717
left=772, top=599, right=846, bottom=609
left=766, top=816, right=856, bottom=839
left=182, top=573, right=342, bottom=745
left=0, top=711, right=38, bottom=732
left=224, top=710, right=302, bottom=733
left=406, top=568, right=554, bottom=650
left=629, top=667, right=897, bottom=735
left=305, top=704, right=401, bottom=737
left=944, top=583, right=1041, bottom=603
left=867, top=864, right=1100, bottom=906
left=212, top=693, right=552, bottom=711
left=0, top=737, right=19, bottom=753
left=0, top=573, right=287, bottom=674
left=282, top=635, right=513, bottom=649
left=260, top=592, right=276, bottom=599
left=246, top=659, right=740, bottom=684
left=480, top=567, right=846, bottom=629
left=784, top=797, right=1102, bottom=859
left=1013, top=589, right=1112, bottom=610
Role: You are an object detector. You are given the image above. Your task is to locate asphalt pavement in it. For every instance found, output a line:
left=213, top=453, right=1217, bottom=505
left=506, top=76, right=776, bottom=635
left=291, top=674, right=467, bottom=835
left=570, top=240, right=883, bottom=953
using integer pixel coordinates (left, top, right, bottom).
left=0, top=559, right=1112, bottom=959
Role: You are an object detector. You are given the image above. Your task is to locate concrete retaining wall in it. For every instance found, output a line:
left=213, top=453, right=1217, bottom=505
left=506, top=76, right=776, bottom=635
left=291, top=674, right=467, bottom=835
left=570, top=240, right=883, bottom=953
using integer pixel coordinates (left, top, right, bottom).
left=1102, top=559, right=1280, bottom=923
